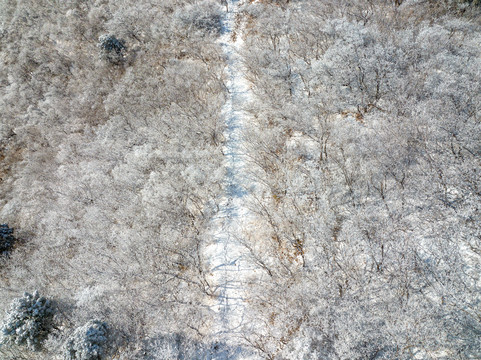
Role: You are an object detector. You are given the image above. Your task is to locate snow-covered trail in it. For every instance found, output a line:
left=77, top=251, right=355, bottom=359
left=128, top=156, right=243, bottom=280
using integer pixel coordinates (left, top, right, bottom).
left=203, top=0, right=259, bottom=354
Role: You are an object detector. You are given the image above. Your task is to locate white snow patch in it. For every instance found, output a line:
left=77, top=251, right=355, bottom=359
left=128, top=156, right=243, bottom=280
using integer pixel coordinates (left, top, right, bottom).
left=203, top=0, right=262, bottom=357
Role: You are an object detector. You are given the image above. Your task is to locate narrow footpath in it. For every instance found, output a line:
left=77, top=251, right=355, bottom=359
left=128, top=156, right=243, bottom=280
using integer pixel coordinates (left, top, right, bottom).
left=203, top=0, right=259, bottom=357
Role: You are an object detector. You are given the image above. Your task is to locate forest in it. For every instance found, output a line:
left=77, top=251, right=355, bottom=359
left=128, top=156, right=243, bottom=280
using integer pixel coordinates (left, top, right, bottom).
left=0, top=0, right=480, bottom=359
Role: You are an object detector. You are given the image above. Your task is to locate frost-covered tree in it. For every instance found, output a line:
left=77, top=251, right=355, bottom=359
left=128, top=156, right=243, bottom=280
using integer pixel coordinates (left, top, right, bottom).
left=1, top=291, right=55, bottom=351
left=64, top=320, right=109, bottom=360
left=174, top=0, right=223, bottom=35
left=0, top=0, right=225, bottom=356
left=240, top=0, right=481, bottom=358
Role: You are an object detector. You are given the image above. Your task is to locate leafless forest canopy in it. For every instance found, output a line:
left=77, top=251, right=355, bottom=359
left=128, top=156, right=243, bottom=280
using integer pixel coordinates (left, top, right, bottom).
left=0, top=0, right=480, bottom=359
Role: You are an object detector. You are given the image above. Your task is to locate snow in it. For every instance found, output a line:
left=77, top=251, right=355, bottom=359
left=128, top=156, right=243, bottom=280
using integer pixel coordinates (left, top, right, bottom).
left=203, top=0, right=261, bottom=357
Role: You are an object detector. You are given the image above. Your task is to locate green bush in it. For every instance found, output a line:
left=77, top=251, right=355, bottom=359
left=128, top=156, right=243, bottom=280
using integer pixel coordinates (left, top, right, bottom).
left=0, top=224, right=15, bottom=256
left=1, top=291, right=55, bottom=351
left=64, top=320, right=109, bottom=360
left=98, top=35, right=127, bottom=65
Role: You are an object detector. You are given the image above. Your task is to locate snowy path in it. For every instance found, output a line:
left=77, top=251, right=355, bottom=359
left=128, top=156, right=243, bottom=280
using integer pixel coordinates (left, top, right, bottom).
left=203, top=0, right=259, bottom=355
